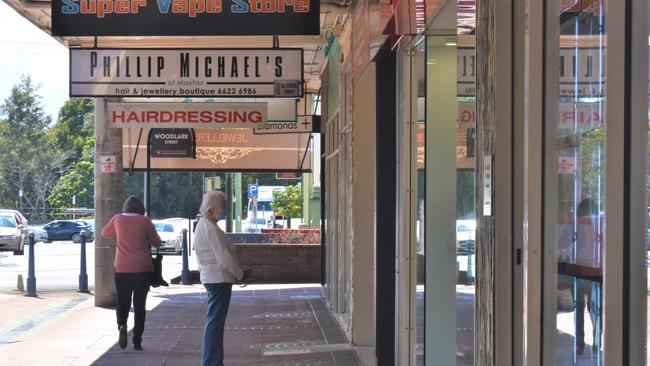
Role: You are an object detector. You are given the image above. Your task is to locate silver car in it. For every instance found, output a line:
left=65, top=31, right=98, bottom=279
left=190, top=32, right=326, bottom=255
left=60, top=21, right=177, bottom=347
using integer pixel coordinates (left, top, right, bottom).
left=152, top=221, right=182, bottom=254
left=0, top=215, right=25, bottom=255
left=27, top=226, right=48, bottom=243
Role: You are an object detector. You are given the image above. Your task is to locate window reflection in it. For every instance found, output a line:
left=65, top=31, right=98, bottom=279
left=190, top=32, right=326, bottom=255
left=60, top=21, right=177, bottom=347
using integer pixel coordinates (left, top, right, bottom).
left=552, top=1, right=605, bottom=364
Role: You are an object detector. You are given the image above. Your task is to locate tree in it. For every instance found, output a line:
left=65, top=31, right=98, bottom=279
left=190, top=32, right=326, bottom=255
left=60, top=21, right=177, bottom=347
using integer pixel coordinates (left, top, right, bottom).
left=0, top=75, right=57, bottom=215
left=48, top=138, right=95, bottom=210
left=48, top=98, right=94, bottom=162
left=271, top=184, right=302, bottom=228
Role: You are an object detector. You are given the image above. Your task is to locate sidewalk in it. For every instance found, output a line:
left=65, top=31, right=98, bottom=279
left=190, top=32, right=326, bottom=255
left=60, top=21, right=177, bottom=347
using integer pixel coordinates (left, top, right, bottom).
left=0, top=285, right=362, bottom=366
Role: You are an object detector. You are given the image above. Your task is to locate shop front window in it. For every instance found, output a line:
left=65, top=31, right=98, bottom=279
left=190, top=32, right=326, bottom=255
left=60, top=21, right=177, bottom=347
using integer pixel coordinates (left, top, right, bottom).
left=414, top=2, right=476, bottom=365
left=547, top=1, right=605, bottom=364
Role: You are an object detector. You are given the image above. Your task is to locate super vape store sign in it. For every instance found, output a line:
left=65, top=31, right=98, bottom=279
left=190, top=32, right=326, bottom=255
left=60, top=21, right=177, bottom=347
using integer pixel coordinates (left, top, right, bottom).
left=69, top=48, right=303, bottom=98
left=52, top=0, right=320, bottom=36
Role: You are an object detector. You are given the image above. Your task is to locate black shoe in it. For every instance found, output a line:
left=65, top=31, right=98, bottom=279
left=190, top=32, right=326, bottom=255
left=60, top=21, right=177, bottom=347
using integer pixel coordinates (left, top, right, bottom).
left=134, top=344, right=142, bottom=351
left=118, top=325, right=127, bottom=349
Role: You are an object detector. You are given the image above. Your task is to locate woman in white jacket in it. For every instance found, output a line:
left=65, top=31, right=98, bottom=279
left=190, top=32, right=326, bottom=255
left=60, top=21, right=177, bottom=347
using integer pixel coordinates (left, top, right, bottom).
left=194, top=190, right=249, bottom=366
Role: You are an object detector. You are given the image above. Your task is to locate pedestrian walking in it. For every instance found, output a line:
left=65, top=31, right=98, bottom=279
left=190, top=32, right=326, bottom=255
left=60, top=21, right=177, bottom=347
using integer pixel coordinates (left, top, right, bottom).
left=101, top=196, right=161, bottom=351
left=194, top=190, right=250, bottom=366
left=574, top=198, right=603, bottom=354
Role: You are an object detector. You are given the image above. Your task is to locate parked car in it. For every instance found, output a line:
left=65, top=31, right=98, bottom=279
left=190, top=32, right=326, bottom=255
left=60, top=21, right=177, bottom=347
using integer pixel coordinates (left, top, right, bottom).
left=456, top=218, right=476, bottom=255
left=456, top=219, right=476, bottom=242
left=242, top=217, right=271, bottom=233
left=74, top=219, right=94, bottom=230
left=0, top=209, right=28, bottom=227
left=43, top=220, right=95, bottom=243
left=0, top=214, right=25, bottom=255
left=26, top=225, right=48, bottom=242
left=152, top=220, right=182, bottom=254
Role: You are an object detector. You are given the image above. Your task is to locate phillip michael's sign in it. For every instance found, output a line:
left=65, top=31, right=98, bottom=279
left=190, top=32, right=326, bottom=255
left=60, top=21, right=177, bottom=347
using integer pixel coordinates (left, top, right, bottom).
left=69, top=48, right=304, bottom=98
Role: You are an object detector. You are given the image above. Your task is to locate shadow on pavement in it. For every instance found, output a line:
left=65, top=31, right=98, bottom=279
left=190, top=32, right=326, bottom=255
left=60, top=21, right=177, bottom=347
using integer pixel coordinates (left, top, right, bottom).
left=91, top=286, right=361, bottom=366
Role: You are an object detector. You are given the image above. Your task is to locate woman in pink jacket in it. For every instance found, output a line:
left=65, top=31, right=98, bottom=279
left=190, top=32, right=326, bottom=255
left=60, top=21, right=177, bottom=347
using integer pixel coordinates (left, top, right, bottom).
left=101, top=196, right=161, bottom=351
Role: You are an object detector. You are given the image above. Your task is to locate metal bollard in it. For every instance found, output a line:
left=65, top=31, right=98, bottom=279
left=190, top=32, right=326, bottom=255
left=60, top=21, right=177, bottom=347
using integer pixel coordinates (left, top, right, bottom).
left=78, top=230, right=89, bottom=293
left=181, top=229, right=191, bottom=285
left=25, top=232, right=36, bottom=297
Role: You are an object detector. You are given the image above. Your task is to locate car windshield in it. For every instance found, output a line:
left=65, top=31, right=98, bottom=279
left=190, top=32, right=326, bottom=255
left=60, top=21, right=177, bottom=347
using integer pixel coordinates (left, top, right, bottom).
left=250, top=218, right=267, bottom=225
left=0, top=216, right=16, bottom=227
left=155, top=223, right=175, bottom=232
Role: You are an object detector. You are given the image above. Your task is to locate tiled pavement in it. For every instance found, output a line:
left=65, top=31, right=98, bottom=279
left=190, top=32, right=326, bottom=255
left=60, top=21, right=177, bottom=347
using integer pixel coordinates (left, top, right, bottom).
left=0, top=285, right=362, bottom=366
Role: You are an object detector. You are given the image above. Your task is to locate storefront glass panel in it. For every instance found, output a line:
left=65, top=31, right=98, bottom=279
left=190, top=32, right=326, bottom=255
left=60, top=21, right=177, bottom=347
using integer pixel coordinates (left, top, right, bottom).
left=546, top=1, right=605, bottom=364
left=644, top=1, right=650, bottom=364
left=414, top=1, right=477, bottom=363
left=415, top=36, right=476, bottom=366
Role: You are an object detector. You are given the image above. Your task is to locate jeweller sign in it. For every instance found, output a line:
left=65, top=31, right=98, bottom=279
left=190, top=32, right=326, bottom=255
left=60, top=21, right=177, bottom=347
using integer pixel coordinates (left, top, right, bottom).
left=70, top=48, right=304, bottom=98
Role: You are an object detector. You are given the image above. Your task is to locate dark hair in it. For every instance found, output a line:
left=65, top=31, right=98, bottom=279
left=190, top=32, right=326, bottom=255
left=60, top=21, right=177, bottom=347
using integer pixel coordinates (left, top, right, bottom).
left=577, top=198, right=595, bottom=218
left=123, top=196, right=145, bottom=215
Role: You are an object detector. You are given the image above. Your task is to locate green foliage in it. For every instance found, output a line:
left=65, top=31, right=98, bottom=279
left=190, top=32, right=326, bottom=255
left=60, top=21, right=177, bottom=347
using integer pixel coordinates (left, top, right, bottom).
left=47, top=98, right=94, bottom=162
left=123, top=172, right=204, bottom=219
left=578, top=127, right=605, bottom=203
left=0, top=75, right=62, bottom=215
left=0, top=75, right=50, bottom=142
left=47, top=160, right=94, bottom=209
left=271, top=184, right=302, bottom=220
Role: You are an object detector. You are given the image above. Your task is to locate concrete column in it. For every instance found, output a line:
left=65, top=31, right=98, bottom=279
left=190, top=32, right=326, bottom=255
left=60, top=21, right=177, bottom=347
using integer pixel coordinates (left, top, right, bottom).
left=475, top=0, right=514, bottom=364
left=94, top=98, right=124, bottom=307
left=351, top=63, right=376, bottom=351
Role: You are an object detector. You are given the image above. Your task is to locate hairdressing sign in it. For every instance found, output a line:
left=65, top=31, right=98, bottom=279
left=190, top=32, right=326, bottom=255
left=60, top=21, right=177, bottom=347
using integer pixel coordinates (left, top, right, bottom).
left=52, top=0, right=319, bottom=36
left=108, top=102, right=268, bottom=128
left=70, top=48, right=304, bottom=98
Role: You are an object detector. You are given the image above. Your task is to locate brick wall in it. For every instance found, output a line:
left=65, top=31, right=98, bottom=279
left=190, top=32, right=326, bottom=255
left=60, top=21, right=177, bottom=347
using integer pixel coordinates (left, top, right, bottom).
left=236, top=244, right=321, bottom=283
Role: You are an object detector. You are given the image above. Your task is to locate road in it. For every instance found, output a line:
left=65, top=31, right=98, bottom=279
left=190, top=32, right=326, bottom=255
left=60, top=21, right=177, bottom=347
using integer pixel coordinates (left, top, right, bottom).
left=0, top=241, right=198, bottom=293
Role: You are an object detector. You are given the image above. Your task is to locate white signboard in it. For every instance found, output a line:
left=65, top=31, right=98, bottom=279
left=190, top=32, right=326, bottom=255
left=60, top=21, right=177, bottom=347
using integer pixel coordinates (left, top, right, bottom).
left=100, top=155, right=117, bottom=173
left=107, top=102, right=268, bottom=129
left=70, top=48, right=304, bottom=98
left=254, top=115, right=316, bottom=134
left=483, top=155, right=492, bottom=216
left=558, top=156, right=576, bottom=174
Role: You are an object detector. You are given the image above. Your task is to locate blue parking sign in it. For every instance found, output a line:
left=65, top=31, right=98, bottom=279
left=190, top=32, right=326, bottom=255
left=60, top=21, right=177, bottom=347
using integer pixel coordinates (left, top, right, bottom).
left=248, top=184, right=258, bottom=198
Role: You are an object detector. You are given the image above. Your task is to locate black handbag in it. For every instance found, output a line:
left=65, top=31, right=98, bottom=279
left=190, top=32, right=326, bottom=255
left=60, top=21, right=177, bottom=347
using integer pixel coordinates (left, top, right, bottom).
left=150, top=248, right=169, bottom=288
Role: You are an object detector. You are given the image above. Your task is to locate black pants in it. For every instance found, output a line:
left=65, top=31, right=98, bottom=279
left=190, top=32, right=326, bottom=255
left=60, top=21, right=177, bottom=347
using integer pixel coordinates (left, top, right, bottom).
left=115, top=272, right=152, bottom=345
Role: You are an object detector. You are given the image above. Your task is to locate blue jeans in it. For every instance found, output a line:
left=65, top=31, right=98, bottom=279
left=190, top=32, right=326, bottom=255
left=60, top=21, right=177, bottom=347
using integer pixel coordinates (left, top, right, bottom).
left=202, top=283, right=232, bottom=366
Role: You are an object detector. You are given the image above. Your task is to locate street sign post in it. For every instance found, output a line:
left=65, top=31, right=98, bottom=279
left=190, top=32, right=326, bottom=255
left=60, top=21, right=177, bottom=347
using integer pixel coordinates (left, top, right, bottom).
left=248, top=184, right=258, bottom=198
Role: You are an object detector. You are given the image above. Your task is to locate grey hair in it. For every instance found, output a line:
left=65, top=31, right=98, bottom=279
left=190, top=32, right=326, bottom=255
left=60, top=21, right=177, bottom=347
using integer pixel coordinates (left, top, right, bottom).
left=200, top=190, right=226, bottom=216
